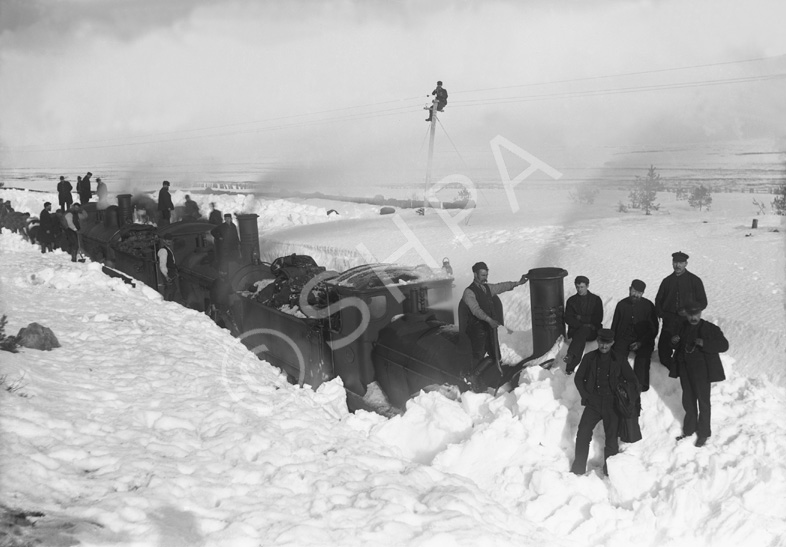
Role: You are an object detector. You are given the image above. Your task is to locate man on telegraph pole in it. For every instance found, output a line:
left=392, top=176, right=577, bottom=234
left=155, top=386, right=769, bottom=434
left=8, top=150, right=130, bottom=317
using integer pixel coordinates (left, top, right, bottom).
left=423, top=80, right=448, bottom=211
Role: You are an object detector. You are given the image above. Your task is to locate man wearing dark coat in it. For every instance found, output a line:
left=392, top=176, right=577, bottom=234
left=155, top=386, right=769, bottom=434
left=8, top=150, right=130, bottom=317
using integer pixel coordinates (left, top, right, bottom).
left=458, top=262, right=528, bottom=386
left=208, top=203, right=222, bottom=225
left=563, top=275, right=603, bottom=374
left=671, top=301, right=728, bottom=448
left=611, top=279, right=659, bottom=391
left=183, top=195, right=201, bottom=221
left=211, top=213, right=241, bottom=274
left=425, top=80, right=448, bottom=122
left=655, top=251, right=707, bottom=369
left=77, top=171, right=93, bottom=204
left=57, top=176, right=73, bottom=212
left=157, top=180, right=175, bottom=226
left=571, top=328, right=639, bottom=476
left=39, top=202, right=54, bottom=253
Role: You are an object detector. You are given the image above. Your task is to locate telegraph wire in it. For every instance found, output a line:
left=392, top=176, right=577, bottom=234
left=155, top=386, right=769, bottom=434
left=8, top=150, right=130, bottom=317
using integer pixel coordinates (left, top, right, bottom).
left=451, top=53, right=785, bottom=96
left=6, top=56, right=785, bottom=153
left=451, top=73, right=786, bottom=108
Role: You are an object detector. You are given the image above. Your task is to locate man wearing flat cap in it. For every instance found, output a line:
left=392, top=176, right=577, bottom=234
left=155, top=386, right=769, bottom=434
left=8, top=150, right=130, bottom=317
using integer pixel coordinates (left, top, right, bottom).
left=563, top=275, right=604, bottom=374
left=157, top=180, right=175, bottom=227
left=611, top=279, right=659, bottom=391
left=655, top=251, right=707, bottom=370
left=571, top=328, right=639, bottom=475
left=670, top=300, right=728, bottom=447
left=458, top=262, right=528, bottom=387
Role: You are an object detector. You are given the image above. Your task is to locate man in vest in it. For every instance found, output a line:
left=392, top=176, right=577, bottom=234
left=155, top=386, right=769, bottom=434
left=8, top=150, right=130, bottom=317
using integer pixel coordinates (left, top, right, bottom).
left=64, top=203, right=82, bottom=262
left=157, top=234, right=180, bottom=302
left=459, top=262, right=528, bottom=388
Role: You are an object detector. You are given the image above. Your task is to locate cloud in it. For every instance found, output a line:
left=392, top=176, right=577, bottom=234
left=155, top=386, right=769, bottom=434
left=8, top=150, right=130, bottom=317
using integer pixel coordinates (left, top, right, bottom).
left=1, top=0, right=784, bottom=180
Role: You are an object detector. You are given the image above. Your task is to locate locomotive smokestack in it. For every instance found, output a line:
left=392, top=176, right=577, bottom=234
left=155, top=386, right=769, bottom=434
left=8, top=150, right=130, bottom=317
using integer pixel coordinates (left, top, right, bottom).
left=103, top=205, right=119, bottom=229
left=117, top=194, right=133, bottom=227
left=527, top=267, right=568, bottom=356
left=236, top=213, right=260, bottom=264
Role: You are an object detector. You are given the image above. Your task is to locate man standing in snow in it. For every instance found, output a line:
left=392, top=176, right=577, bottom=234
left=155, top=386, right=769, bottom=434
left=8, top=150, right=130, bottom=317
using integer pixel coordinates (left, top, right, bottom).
left=611, top=279, right=659, bottom=391
left=95, top=177, right=109, bottom=210
left=571, top=328, right=639, bottom=476
left=671, top=301, right=728, bottom=448
left=39, top=202, right=54, bottom=253
left=655, top=251, right=707, bottom=370
left=57, top=176, right=73, bottom=212
left=563, top=275, right=603, bottom=374
left=458, top=262, right=528, bottom=388
left=157, top=180, right=175, bottom=226
left=78, top=171, right=93, bottom=204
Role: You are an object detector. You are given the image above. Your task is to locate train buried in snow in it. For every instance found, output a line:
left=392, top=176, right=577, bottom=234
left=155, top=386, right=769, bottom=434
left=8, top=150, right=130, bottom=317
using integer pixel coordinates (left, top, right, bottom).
left=77, top=194, right=568, bottom=413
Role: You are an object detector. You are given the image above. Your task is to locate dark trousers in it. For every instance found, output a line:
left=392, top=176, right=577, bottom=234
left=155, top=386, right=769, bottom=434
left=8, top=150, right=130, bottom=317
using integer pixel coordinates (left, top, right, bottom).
left=572, top=395, right=619, bottom=475
left=159, top=209, right=171, bottom=227
left=467, top=322, right=497, bottom=366
left=679, top=361, right=712, bottom=438
left=566, top=325, right=597, bottom=372
left=79, top=191, right=91, bottom=204
left=614, top=339, right=654, bottom=391
left=59, top=196, right=72, bottom=213
left=426, top=101, right=446, bottom=120
left=658, top=313, right=680, bottom=368
left=66, top=230, right=79, bottom=262
left=163, top=272, right=180, bottom=302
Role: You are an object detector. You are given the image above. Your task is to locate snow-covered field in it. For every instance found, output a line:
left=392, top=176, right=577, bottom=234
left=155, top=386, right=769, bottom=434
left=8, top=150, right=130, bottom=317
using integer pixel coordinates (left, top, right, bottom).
left=1, top=185, right=785, bottom=546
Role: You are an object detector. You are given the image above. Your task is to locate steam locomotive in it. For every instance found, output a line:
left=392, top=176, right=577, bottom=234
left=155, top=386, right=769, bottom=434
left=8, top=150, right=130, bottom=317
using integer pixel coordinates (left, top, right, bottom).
left=74, top=194, right=568, bottom=412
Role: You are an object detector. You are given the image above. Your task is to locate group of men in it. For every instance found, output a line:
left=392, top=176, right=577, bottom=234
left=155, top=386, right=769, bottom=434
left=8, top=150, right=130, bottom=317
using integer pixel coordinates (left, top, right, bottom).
left=156, top=180, right=224, bottom=227
left=56, top=172, right=105, bottom=212
left=459, top=252, right=728, bottom=476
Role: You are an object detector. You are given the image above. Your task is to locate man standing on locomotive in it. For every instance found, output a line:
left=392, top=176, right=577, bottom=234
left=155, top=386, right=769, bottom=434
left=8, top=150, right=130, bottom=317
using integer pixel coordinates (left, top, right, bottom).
left=459, top=262, right=528, bottom=389
left=157, top=234, right=180, bottom=302
left=157, top=180, right=175, bottom=227
left=211, top=213, right=241, bottom=275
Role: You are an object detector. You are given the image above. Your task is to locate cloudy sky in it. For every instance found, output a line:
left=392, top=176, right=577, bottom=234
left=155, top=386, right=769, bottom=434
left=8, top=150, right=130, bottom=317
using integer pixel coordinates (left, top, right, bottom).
left=0, top=0, right=784, bottom=183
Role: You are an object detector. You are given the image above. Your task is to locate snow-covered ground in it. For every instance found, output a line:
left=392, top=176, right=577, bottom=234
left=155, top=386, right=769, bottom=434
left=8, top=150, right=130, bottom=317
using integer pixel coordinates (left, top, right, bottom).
left=1, top=186, right=785, bottom=546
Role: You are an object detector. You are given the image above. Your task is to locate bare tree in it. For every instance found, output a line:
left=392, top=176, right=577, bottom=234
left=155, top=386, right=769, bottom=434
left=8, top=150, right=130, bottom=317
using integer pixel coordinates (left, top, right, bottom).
left=752, top=198, right=768, bottom=216
left=773, top=183, right=786, bottom=216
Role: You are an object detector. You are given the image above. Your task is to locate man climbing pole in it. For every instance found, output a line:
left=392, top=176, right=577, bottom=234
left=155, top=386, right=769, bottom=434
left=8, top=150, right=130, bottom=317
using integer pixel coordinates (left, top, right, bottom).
left=425, top=80, right=448, bottom=122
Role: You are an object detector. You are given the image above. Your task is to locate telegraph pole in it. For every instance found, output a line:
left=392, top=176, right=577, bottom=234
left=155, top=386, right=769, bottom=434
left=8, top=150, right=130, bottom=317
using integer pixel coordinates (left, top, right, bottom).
left=423, top=97, right=438, bottom=211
